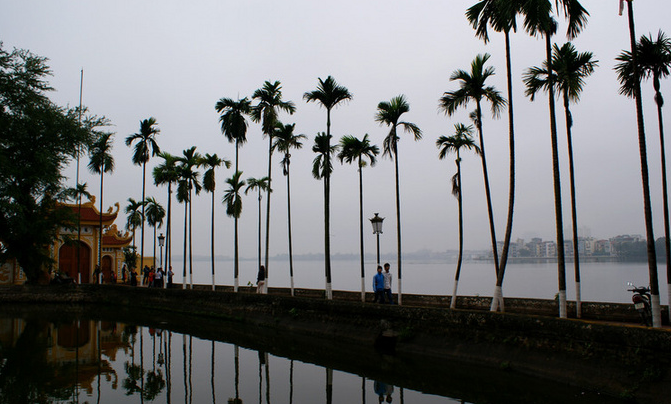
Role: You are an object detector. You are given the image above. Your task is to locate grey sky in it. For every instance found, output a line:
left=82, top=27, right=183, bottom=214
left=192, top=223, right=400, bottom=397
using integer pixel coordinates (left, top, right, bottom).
left=2, top=0, right=671, bottom=260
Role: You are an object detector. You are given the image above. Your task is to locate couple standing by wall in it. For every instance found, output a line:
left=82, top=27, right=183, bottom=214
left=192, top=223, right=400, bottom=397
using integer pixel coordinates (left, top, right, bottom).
left=373, top=263, right=394, bottom=304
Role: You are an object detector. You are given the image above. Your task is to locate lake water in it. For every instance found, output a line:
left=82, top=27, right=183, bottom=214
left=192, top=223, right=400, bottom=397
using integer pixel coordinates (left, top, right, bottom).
left=0, top=311, right=633, bottom=404
left=176, top=258, right=668, bottom=305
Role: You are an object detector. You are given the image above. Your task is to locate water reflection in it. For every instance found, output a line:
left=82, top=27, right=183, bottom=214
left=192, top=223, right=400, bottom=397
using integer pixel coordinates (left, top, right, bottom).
left=0, top=313, right=636, bottom=404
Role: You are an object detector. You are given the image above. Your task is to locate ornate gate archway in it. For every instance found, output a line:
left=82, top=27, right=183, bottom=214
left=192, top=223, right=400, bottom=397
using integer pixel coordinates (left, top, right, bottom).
left=101, top=255, right=113, bottom=283
left=59, top=242, right=91, bottom=283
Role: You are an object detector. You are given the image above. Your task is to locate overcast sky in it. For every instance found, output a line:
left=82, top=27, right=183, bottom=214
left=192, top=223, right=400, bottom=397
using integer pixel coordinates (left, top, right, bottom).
left=3, top=0, right=671, bottom=261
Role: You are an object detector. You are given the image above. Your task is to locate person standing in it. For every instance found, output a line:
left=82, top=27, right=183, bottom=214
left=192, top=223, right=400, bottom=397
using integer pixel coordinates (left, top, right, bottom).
left=383, top=263, right=394, bottom=304
left=154, top=267, right=164, bottom=288
left=257, top=265, right=266, bottom=294
left=373, top=265, right=385, bottom=303
left=168, top=266, right=174, bottom=288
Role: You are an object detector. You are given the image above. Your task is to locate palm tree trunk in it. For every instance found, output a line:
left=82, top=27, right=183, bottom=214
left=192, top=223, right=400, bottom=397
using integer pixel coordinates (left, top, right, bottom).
left=189, top=187, right=193, bottom=289
left=564, top=94, right=582, bottom=318
left=211, top=191, right=215, bottom=291
left=182, top=201, right=187, bottom=290
left=627, top=0, right=661, bottom=327
left=358, top=158, right=365, bottom=303
left=545, top=33, right=567, bottom=318
left=393, top=140, right=403, bottom=305
left=234, top=206, right=239, bottom=293
left=257, top=192, right=262, bottom=281
left=264, top=135, right=272, bottom=294
left=492, top=29, right=516, bottom=312
left=286, top=162, right=295, bottom=296
left=99, top=171, right=104, bottom=284
left=451, top=154, right=463, bottom=310
left=474, top=101, right=501, bottom=310
left=325, top=110, right=333, bottom=300
left=165, top=184, right=172, bottom=289
left=141, top=161, right=146, bottom=285
left=654, top=89, right=671, bottom=323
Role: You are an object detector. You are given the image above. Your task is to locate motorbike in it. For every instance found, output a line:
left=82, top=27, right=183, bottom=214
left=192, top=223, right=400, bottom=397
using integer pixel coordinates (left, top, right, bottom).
left=627, top=282, right=652, bottom=327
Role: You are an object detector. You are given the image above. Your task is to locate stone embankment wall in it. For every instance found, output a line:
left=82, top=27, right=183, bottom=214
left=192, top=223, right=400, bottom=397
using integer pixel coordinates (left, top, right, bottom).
left=1, top=284, right=670, bottom=400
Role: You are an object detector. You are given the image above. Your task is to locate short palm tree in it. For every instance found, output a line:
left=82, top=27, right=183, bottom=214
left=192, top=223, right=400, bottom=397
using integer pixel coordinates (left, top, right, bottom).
left=88, top=132, right=115, bottom=283
left=177, top=147, right=202, bottom=289
left=338, top=134, right=379, bottom=302
left=145, top=197, right=165, bottom=274
left=153, top=152, right=179, bottom=287
left=245, top=177, right=270, bottom=280
left=437, top=123, right=481, bottom=309
left=223, top=171, right=245, bottom=292
left=524, top=42, right=597, bottom=318
left=201, top=153, right=231, bottom=290
left=304, top=76, right=352, bottom=300
left=70, top=182, right=91, bottom=283
left=439, top=54, right=506, bottom=310
left=215, top=97, right=252, bottom=173
left=616, top=30, right=671, bottom=324
left=375, top=95, right=422, bottom=305
left=125, top=197, right=144, bottom=251
left=273, top=123, right=307, bottom=296
left=312, top=132, right=340, bottom=299
left=251, top=81, right=296, bottom=289
left=125, top=118, right=161, bottom=282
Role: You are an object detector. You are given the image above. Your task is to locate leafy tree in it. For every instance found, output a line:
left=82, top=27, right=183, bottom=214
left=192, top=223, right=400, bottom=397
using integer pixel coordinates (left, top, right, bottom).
left=0, top=43, right=104, bottom=283
left=439, top=54, right=506, bottom=310
left=88, top=131, right=115, bottom=282
left=338, top=134, right=379, bottom=302
left=437, top=123, right=480, bottom=309
left=304, top=76, right=352, bottom=300
left=251, top=81, right=296, bottom=290
left=224, top=171, right=245, bottom=291
left=273, top=123, right=306, bottom=296
left=245, top=176, right=270, bottom=281
left=524, top=42, right=597, bottom=317
left=125, top=117, right=161, bottom=282
left=201, top=153, right=231, bottom=290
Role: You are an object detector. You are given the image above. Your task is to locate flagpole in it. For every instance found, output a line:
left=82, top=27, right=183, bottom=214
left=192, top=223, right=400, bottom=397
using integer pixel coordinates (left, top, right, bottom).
left=76, top=68, right=83, bottom=284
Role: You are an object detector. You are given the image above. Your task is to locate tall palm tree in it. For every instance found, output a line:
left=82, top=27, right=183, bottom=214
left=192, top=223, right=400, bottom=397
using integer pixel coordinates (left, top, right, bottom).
left=312, top=132, right=340, bottom=299
left=304, top=76, right=352, bottom=300
left=223, top=171, right=245, bottom=292
left=519, top=0, right=589, bottom=318
left=616, top=30, right=671, bottom=325
left=375, top=95, right=422, bottom=305
left=467, top=0, right=523, bottom=302
left=251, top=81, right=296, bottom=290
left=245, top=177, right=271, bottom=279
left=125, top=117, right=161, bottom=283
left=524, top=42, right=597, bottom=318
left=437, top=124, right=481, bottom=309
left=273, top=123, right=307, bottom=296
left=87, top=132, right=115, bottom=283
left=438, top=55, right=505, bottom=309
left=215, top=97, right=252, bottom=173
left=201, top=153, right=232, bottom=290
left=153, top=152, right=179, bottom=288
left=145, top=197, right=166, bottom=274
left=125, top=198, right=144, bottom=251
left=337, top=134, right=380, bottom=302
left=176, top=147, right=202, bottom=289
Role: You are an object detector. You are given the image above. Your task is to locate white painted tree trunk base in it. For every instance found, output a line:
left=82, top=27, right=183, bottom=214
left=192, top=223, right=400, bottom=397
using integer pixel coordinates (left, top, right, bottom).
left=559, top=290, right=567, bottom=318
left=291, top=277, right=295, bottom=297
left=652, top=294, right=662, bottom=328
left=360, top=277, right=366, bottom=303
left=326, top=281, right=332, bottom=300
left=211, top=274, right=215, bottom=291
left=397, top=278, right=402, bottom=306
left=182, top=278, right=186, bottom=290
left=490, top=286, right=502, bottom=312
left=234, top=278, right=238, bottom=292
left=575, top=281, right=582, bottom=318
left=450, top=281, right=459, bottom=309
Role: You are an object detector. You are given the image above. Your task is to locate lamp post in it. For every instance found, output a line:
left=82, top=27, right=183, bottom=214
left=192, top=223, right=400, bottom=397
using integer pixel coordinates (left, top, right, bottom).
left=369, top=213, right=384, bottom=266
left=158, top=233, right=165, bottom=288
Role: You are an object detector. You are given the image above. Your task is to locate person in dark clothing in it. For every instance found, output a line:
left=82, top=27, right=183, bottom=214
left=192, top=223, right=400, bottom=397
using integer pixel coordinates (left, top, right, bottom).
left=372, top=265, right=385, bottom=303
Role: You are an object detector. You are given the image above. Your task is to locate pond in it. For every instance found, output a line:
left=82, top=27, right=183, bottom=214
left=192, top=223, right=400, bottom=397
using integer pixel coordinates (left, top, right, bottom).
left=0, top=305, right=635, bottom=404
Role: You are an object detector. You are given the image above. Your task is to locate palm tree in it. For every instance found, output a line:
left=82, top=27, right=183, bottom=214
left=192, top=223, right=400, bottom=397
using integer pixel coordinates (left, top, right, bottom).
left=145, top=197, right=166, bottom=274
left=87, top=132, right=114, bottom=283
left=437, top=124, right=481, bottom=309
left=304, top=76, right=352, bottom=300
left=223, top=171, right=245, bottom=292
left=616, top=30, right=671, bottom=325
left=524, top=42, right=597, bottom=318
left=125, top=117, right=161, bottom=283
left=69, top=182, right=91, bottom=283
left=519, top=0, right=589, bottom=318
left=245, top=177, right=271, bottom=279
left=251, top=81, right=296, bottom=290
left=125, top=198, right=144, bottom=251
left=273, top=123, right=307, bottom=296
left=176, top=147, right=202, bottom=289
left=438, top=55, right=505, bottom=309
left=215, top=97, right=252, bottom=173
left=375, top=95, right=422, bottom=305
left=201, top=153, right=232, bottom=290
left=312, top=132, right=340, bottom=298
left=338, top=134, right=379, bottom=302
left=466, top=0, right=523, bottom=302
left=153, top=152, right=179, bottom=287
